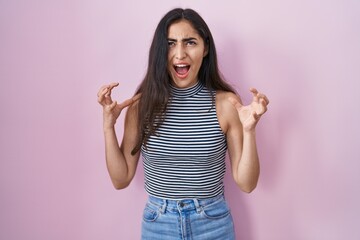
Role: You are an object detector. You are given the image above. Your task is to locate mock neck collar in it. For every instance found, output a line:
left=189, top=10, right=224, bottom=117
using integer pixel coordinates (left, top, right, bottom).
left=170, top=81, right=203, bottom=98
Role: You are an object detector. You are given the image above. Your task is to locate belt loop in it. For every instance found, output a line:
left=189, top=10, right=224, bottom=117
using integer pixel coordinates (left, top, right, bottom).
left=160, top=199, right=167, bottom=214
left=193, top=198, right=201, bottom=214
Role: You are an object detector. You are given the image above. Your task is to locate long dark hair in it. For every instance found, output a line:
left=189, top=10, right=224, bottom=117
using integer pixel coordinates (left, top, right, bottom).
left=131, top=8, right=235, bottom=155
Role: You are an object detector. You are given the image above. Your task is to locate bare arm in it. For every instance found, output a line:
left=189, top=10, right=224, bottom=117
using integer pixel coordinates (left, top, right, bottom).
left=98, top=83, right=141, bottom=189
left=227, top=123, right=260, bottom=193
left=217, top=89, right=269, bottom=193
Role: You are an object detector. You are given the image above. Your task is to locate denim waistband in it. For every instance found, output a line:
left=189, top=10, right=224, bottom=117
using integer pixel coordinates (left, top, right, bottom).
left=147, top=194, right=225, bottom=214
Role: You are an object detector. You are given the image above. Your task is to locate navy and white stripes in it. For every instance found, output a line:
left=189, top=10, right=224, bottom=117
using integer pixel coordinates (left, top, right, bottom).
left=141, top=82, right=227, bottom=199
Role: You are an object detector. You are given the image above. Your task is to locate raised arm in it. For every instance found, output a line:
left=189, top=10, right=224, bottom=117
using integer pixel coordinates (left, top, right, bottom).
left=217, top=89, right=269, bottom=193
left=97, top=83, right=141, bottom=189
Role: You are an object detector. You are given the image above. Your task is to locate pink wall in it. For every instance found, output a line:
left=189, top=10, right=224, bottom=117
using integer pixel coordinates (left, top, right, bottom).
left=1, top=1, right=359, bottom=239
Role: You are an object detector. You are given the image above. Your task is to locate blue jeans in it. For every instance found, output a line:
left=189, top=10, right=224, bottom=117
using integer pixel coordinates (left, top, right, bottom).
left=141, top=194, right=235, bottom=240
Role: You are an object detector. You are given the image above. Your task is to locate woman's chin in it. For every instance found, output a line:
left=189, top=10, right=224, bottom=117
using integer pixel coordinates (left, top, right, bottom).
left=171, top=78, right=198, bottom=89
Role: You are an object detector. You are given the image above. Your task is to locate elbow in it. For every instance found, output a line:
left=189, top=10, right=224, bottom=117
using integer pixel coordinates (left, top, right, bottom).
left=235, top=178, right=258, bottom=193
left=113, top=184, right=128, bottom=190
left=112, top=179, right=131, bottom=190
left=239, top=183, right=257, bottom=193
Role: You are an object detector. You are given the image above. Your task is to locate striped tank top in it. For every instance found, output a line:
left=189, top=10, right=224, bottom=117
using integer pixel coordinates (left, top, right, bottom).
left=141, top=81, right=227, bottom=199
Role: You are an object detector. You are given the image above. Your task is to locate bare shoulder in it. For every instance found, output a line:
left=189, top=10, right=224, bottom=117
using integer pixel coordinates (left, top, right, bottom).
left=216, top=90, right=241, bottom=114
left=216, top=91, right=241, bottom=134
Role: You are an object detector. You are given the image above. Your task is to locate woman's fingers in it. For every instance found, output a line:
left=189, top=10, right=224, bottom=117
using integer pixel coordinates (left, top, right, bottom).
left=252, top=111, right=260, bottom=121
left=97, top=82, right=119, bottom=97
left=250, top=88, right=258, bottom=95
left=132, top=93, right=142, bottom=102
left=109, top=82, right=119, bottom=88
left=258, top=93, right=269, bottom=105
left=97, top=88, right=110, bottom=105
left=97, top=83, right=120, bottom=106
left=118, top=98, right=134, bottom=110
left=259, top=98, right=268, bottom=114
left=260, top=98, right=267, bottom=107
left=105, top=82, right=119, bottom=97
left=250, top=88, right=259, bottom=103
left=117, top=93, right=142, bottom=110
left=97, top=85, right=109, bottom=98
left=250, top=88, right=269, bottom=106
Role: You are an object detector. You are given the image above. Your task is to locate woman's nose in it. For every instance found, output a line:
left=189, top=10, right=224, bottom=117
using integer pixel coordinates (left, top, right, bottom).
left=175, top=45, right=186, bottom=60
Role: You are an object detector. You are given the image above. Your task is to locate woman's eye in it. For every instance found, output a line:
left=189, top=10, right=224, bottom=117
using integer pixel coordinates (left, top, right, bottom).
left=168, top=41, right=175, bottom=47
left=186, top=41, right=196, bottom=46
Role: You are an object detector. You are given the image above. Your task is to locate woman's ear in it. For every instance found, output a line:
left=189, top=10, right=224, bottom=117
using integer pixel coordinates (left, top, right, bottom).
left=203, top=39, right=209, bottom=57
left=203, top=47, right=208, bottom=57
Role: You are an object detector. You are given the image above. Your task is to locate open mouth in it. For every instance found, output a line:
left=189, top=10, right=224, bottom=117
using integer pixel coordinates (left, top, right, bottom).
left=174, top=64, right=190, bottom=78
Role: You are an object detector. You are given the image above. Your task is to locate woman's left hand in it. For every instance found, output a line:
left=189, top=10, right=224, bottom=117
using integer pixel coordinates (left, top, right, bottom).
left=229, top=88, right=269, bottom=132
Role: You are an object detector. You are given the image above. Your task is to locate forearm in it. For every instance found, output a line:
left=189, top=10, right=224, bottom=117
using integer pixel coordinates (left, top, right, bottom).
left=104, top=127, right=130, bottom=188
left=236, top=130, right=260, bottom=193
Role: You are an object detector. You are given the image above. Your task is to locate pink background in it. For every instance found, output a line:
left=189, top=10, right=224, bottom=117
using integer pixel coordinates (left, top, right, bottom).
left=1, top=1, right=360, bottom=239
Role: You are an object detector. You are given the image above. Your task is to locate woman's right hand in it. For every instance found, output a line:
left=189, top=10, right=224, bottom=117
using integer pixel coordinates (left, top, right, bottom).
left=97, top=82, right=140, bottom=130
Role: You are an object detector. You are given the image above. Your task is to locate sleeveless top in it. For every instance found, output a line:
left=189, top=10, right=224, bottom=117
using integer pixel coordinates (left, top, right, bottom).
left=141, top=81, right=227, bottom=199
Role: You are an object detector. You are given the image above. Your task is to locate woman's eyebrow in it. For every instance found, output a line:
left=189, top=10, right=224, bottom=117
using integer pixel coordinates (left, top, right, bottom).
left=167, top=37, right=198, bottom=42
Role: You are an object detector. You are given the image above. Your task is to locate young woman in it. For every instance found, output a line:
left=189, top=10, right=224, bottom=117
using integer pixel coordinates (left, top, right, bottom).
left=97, top=8, right=269, bottom=240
